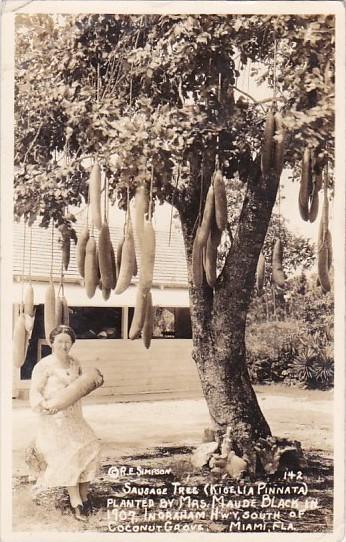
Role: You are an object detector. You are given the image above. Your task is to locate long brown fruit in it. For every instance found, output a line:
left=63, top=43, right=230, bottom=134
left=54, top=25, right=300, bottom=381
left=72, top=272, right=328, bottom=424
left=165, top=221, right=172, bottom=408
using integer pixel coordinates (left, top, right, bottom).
left=317, top=220, right=331, bottom=293
left=76, top=225, right=89, bottom=278
left=298, top=148, right=312, bottom=221
left=44, top=281, right=56, bottom=343
left=129, top=287, right=150, bottom=340
left=192, top=227, right=204, bottom=288
left=24, top=284, right=34, bottom=316
left=204, top=234, right=217, bottom=288
left=213, top=169, right=227, bottom=231
left=98, top=222, right=114, bottom=290
left=256, top=251, right=265, bottom=294
left=115, top=218, right=136, bottom=294
left=199, top=185, right=215, bottom=246
left=139, top=219, right=156, bottom=290
left=142, top=291, right=153, bottom=349
left=272, top=239, right=285, bottom=288
left=89, top=161, right=102, bottom=230
left=13, top=312, right=26, bottom=368
left=84, top=238, right=99, bottom=298
left=45, top=368, right=104, bottom=411
left=273, top=112, right=285, bottom=178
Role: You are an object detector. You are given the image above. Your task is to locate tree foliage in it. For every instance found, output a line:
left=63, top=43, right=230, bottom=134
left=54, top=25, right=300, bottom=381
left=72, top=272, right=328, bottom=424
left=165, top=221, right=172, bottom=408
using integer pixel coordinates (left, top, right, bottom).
left=14, top=13, right=334, bottom=227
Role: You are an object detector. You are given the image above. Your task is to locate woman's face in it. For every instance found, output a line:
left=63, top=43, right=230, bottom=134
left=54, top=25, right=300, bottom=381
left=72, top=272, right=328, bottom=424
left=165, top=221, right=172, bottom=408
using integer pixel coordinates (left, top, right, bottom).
left=52, top=332, right=73, bottom=355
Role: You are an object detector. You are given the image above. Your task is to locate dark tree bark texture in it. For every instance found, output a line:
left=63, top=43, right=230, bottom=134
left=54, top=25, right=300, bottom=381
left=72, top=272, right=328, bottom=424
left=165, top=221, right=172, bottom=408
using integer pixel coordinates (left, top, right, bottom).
left=178, top=158, right=280, bottom=458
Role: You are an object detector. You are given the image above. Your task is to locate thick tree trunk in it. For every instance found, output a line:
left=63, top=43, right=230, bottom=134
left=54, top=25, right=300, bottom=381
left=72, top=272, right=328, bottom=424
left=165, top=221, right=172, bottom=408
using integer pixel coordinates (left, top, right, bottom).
left=178, top=158, right=279, bottom=456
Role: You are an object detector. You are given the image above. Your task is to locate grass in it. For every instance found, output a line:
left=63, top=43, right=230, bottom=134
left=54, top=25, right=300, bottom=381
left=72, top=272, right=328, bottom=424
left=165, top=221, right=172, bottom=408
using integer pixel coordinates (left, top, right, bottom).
left=13, top=446, right=333, bottom=533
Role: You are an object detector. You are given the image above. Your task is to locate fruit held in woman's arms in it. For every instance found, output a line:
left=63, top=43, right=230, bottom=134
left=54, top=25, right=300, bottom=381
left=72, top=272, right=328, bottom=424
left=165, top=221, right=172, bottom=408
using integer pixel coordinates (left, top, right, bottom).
left=44, top=368, right=104, bottom=411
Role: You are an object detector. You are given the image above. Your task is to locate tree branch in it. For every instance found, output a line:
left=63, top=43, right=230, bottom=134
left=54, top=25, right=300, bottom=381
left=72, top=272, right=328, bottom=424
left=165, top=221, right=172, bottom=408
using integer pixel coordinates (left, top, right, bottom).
left=232, top=85, right=286, bottom=111
left=23, top=120, right=44, bottom=166
left=215, top=163, right=280, bottom=316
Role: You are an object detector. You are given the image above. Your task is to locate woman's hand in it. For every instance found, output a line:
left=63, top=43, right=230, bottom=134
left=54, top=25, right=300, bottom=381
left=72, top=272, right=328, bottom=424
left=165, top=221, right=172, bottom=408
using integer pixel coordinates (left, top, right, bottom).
left=39, top=400, right=58, bottom=415
left=95, top=371, right=104, bottom=387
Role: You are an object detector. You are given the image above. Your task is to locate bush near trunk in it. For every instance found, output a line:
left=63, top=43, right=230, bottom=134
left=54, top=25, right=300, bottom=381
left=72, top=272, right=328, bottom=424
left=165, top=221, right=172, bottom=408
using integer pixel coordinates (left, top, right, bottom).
left=246, top=272, right=334, bottom=389
left=246, top=320, right=334, bottom=389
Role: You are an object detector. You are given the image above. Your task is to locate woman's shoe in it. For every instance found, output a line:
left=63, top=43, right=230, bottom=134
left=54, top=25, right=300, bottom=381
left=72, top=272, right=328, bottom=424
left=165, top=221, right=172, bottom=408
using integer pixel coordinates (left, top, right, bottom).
left=72, top=505, right=87, bottom=522
left=82, top=497, right=93, bottom=516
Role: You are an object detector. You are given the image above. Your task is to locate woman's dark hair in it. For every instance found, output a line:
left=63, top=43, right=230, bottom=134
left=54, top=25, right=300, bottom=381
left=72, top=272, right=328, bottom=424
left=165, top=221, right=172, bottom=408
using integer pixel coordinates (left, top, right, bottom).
left=49, top=325, right=76, bottom=345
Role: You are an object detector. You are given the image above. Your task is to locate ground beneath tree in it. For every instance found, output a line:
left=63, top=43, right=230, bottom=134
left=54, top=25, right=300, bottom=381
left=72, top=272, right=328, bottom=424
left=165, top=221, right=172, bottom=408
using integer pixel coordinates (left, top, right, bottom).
left=11, top=385, right=333, bottom=533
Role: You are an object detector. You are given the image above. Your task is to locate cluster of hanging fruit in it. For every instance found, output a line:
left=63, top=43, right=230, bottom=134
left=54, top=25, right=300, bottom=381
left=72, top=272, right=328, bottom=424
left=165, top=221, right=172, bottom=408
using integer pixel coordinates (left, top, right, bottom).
left=44, top=281, right=70, bottom=346
left=260, top=108, right=285, bottom=179
left=255, top=238, right=285, bottom=297
left=13, top=283, right=35, bottom=368
left=298, top=147, right=332, bottom=293
left=191, top=106, right=287, bottom=293
left=192, top=168, right=227, bottom=288
left=42, top=214, right=71, bottom=346
left=258, top=107, right=287, bottom=294
left=75, top=161, right=119, bottom=301
left=73, top=160, right=155, bottom=349
left=128, top=184, right=155, bottom=349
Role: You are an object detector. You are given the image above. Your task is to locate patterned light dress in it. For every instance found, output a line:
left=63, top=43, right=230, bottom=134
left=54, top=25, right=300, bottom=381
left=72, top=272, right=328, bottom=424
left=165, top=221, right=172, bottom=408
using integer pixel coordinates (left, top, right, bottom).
left=28, top=354, right=101, bottom=488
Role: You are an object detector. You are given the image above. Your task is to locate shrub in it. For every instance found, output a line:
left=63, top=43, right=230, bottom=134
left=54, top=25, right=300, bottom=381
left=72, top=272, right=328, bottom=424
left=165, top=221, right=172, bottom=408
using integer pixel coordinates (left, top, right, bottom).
left=246, top=319, right=334, bottom=389
left=246, top=321, right=301, bottom=384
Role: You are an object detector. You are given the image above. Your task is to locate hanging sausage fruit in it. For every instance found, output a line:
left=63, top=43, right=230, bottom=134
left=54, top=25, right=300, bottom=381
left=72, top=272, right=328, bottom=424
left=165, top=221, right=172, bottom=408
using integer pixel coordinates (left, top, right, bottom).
left=56, top=294, right=69, bottom=326
left=134, top=184, right=148, bottom=254
left=213, top=169, right=227, bottom=231
left=129, top=216, right=156, bottom=340
left=84, top=237, right=99, bottom=298
left=24, top=285, right=34, bottom=316
left=256, top=251, right=266, bottom=295
left=98, top=221, right=115, bottom=291
left=139, top=218, right=156, bottom=290
left=204, top=208, right=223, bottom=289
left=44, top=280, right=56, bottom=344
left=298, top=147, right=320, bottom=223
left=298, top=147, right=312, bottom=221
left=89, top=160, right=102, bottom=230
left=317, top=174, right=332, bottom=293
left=24, top=283, right=35, bottom=333
left=99, top=171, right=116, bottom=300
left=308, top=149, right=320, bottom=223
left=13, top=307, right=27, bottom=368
left=261, top=108, right=286, bottom=180
left=76, top=225, right=89, bottom=278
left=273, top=112, right=286, bottom=178
left=129, top=166, right=156, bottom=345
left=23, top=224, right=35, bottom=333
left=116, top=234, right=124, bottom=279
left=110, top=242, right=117, bottom=289
left=199, top=184, right=215, bottom=246
left=272, top=238, right=285, bottom=289
left=129, top=287, right=150, bottom=340
left=114, top=212, right=136, bottom=295
left=203, top=235, right=218, bottom=288
left=193, top=164, right=226, bottom=288
left=142, top=292, right=153, bottom=349
left=192, top=227, right=204, bottom=288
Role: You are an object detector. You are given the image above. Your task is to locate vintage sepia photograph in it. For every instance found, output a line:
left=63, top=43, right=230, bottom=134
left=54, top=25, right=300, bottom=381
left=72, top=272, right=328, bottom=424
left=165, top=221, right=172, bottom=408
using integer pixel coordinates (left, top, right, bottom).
left=1, top=1, right=345, bottom=541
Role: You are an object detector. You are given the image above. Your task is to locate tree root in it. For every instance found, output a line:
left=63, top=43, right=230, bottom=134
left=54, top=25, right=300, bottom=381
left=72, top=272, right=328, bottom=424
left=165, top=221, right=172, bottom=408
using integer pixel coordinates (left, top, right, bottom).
left=195, top=429, right=307, bottom=479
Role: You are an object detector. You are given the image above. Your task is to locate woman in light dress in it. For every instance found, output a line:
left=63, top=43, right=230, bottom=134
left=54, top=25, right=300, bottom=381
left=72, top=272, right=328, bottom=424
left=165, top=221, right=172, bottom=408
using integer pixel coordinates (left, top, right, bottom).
left=29, top=325, right=102, bottom=521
